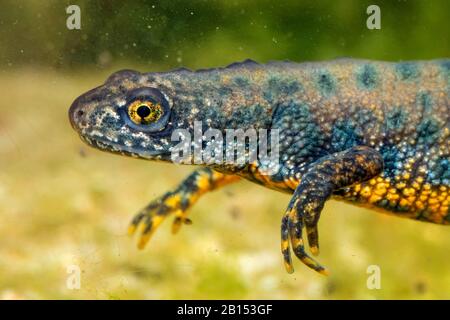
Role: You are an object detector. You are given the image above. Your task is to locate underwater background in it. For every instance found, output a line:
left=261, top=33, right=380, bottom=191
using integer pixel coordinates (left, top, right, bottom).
left=0, top=0, right=449, bottom=299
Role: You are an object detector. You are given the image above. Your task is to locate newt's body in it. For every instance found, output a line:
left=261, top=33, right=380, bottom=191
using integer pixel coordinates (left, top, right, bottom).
left=69, top=59, right=449, bottom=274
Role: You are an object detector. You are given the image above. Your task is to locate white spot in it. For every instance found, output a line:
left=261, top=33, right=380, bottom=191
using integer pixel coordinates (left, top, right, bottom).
left=140, top=141, right=149, bottom=148
left=132, top=131, right=150, bottom=142
left=117, top=99, right=126, bottom=107
left=105, top=132, right=118, bottom=142
left=90, top=130, right=105, bottom=138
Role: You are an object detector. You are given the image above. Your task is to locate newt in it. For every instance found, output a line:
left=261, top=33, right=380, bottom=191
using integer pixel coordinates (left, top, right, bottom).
left=69, top=59, right=449, bottom=275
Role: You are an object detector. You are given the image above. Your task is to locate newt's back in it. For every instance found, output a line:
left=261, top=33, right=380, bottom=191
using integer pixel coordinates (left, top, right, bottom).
left=208, top=59, right=449, bottom=223
left=265, top=59, right=449, bottom=223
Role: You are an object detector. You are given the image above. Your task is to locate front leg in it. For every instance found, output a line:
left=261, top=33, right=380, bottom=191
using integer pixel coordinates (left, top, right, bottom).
left=129, top=167, right=240, bottom=249
left=281, top=146, right=384, bottom=274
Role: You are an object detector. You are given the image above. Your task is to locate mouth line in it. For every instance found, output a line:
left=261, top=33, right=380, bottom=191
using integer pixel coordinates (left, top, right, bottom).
left=79, top=134, right=170, bottom=159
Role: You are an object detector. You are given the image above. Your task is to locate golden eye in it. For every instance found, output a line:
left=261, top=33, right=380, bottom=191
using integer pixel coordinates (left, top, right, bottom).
left=127, top=100, right=163, bottom=125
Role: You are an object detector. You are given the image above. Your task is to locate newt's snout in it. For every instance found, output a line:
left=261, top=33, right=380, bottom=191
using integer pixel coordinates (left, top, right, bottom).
left=68, top=95, right=86, bottom=131
left=69, top=85, right=106, bottom=132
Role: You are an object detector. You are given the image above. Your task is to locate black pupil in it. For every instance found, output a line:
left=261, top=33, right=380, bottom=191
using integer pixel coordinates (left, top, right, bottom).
left=137, top=105, right=151, bottom=118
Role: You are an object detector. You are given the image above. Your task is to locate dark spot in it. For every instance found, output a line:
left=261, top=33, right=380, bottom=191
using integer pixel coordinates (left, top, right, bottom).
left=100, top=114, right=122, bottom=129
left=331, top=119, right=363, bottom=151
left=317, top=71, right=336, bottom=96
left=77, top=110, right=84, bottom=117
left=357, top=64, right=378, bottom=89
left=380, top=144, right=401, bottom=174
left=354, top=107, right=378, bottom=131
left=224, top=104, right=271, bottom=129
left=416, top=91, right=433, bottom=112
left=395, top=62, right=419, bottom=81
left=436, top=158, right=450, bottom=180
left=233, top=76, right=249, bottom=87
left=265, top=77, right=302, bottom=102
left=218, top=86, right=233, bottom=96
left=385, top=107, right=407, bottom=131
left=428, top=157, right=450, bottom=185
left=89, top=109, right=122, bottom=130
left=417, top=117, right=440, bottom=145
left=173, top=81, right=184, bottom=89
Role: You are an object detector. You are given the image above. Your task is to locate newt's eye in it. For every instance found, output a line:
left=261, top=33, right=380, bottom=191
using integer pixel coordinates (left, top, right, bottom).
left=122, top=87, right=171, bottom=132
left=128, top=100, right=163, bottom=125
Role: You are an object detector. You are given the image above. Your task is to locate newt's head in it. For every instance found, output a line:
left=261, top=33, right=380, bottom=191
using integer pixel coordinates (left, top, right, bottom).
left=69, top=69, right=183, bottom=161
left=69, top=61, right=267, bottom=163
left=69, top=61, right=270, bottom=161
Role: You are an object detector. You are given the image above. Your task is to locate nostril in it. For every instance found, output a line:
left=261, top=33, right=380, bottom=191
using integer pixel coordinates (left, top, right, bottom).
left=69, top=97, right=86, bottom=129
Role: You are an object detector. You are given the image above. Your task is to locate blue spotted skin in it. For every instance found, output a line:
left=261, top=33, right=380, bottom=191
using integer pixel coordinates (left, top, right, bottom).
left=69, top=59, right=449, bottom=274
